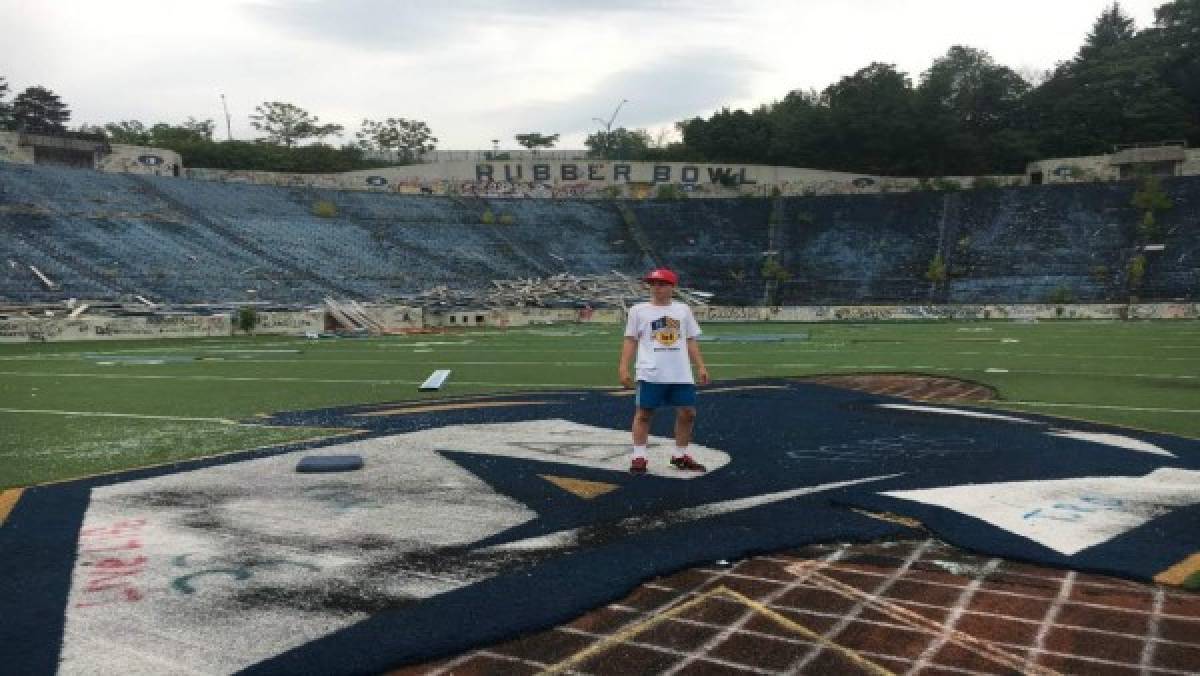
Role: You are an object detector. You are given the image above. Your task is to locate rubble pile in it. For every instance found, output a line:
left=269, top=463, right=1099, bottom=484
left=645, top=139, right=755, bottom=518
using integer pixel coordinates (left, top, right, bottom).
left=397, top=271, right=712, bottom=308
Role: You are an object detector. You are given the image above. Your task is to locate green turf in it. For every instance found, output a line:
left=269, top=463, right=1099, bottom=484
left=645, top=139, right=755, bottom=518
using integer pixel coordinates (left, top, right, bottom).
left=0, top=320, right=1197, bottom=488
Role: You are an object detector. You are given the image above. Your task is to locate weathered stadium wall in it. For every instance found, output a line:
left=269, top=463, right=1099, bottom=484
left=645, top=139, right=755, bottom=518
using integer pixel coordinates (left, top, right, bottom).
left=1, top=162, right=1196, bottom=307
left=185, top=162, right=1012, bottom=199
left=0, top=131, right=182, bottom=176
left=1, top=303, right=1195, bottom=343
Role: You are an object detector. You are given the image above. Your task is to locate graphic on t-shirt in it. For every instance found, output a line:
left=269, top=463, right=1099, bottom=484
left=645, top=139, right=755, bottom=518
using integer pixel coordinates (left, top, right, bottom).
left=650, top=317, right=681, bottom=347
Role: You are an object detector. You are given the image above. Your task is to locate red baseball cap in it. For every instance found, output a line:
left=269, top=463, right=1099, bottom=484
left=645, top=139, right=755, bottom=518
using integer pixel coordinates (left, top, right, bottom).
left=643, top=268, right=678, bottom=285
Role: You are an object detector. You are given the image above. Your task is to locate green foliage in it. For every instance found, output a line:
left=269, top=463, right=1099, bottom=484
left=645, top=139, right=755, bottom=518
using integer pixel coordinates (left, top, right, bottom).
left=236, top=306, right=259, bottom=334
left=655, top=184, right=687, bottom=200
left=586, top=127, right=655, bottom=160
left=11, top=85, right=70, bottom=132
left=761, top=258, right=790, bottom=283
left=1127, top=254, right=1147, bottom=289
left=925, top=254, right=948, bottom=283
left=312, top=200, right=338, bottom=218
left=1047, top=285, right=1074, bottom=304
left=513, top=132, right=559, bottom=152
left=356, top=117, right=438, bottom=160
left=1131, top=175, right=1172, bottom=213
left=770, top=186, right=783, bottom=197
left=930, top=178, right=962, bottom=191
left=970, top=176, right=1003, bottom=190
left=1138, top=211, right=1162, bottom=241
left=1090, top=264, right=1110, bottom=281
left=498, top=212, right=515, bottom=225
left=250, top=101, right=343, bottom=148
left=156, top=139, right=395, bottom=173
left=480, top=208, right=496, bottom=224
left=0, top=76, right=10, bottom=129
left=794, top=211, right=814, bottom=225
left=601, top=185, right=622, bottom=199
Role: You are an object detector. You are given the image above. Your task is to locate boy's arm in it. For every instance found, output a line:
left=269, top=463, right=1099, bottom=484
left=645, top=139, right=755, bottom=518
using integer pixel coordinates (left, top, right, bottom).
left=618, top=337, right=637, bottom=388
left=687, top=338, right=710, bottom=385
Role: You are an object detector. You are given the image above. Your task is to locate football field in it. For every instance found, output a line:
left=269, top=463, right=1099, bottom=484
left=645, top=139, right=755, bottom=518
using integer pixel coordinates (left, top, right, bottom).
left=1, top=319, right=1198, bottom=489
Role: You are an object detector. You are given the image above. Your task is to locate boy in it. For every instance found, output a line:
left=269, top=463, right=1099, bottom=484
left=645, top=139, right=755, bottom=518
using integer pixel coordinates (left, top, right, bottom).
left=618, top=268, right=710, bottom=473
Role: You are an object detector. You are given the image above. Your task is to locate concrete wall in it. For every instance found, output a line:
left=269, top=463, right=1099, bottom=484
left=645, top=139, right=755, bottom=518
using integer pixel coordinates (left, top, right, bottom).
left=187, top=162, right=1018, bottom=199
left=0, top=314, right=230, bottom=343
left=0, top=132, right=182, bottom=175
left=251, top=310, right=325, bottom=335
left=1, top=302, right=1193, bottom=343
left=1028, top=148, right=1200, bottom=184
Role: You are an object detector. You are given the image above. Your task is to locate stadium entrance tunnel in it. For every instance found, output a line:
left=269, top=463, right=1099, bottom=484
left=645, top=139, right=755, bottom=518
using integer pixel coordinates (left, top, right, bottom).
left=1, top=378, right=1198, bottom=674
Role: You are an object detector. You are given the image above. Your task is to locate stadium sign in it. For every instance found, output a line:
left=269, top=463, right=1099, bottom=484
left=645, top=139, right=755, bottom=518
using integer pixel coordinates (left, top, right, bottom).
left=475, top=162, right=758, bottom=185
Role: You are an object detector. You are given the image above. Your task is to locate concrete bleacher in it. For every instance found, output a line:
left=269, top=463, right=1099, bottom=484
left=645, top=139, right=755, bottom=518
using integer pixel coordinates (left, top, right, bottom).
left=0, top=161, right=1196, bottom=306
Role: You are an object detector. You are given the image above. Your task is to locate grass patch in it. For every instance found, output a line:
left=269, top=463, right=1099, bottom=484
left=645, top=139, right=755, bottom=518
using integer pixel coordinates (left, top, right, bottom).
left=1, top=319, right=1197, bottom=486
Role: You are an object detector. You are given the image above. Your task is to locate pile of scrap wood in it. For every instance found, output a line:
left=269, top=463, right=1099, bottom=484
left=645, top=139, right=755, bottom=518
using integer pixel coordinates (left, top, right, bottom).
left=398, top=271, right=711, bottom=308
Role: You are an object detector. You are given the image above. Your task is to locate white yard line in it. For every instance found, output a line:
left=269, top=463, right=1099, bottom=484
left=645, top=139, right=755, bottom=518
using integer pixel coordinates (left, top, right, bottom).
left=0, top=407, right=242, bottom=424
left=904, top=558, right=1002, bottom=675
left=1002, top=401, right=1200, bottom=414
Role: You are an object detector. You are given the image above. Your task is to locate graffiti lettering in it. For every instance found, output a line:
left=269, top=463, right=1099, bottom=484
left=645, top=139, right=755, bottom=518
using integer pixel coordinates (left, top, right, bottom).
left=561, top=164, right=578, bottom=181
left=74, top=519, right=149, bottom=608
left=653, top=165, right=671, bottom=183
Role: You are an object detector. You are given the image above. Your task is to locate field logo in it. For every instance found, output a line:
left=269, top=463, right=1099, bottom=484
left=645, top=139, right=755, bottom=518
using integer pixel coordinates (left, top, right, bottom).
left=651, top=316, right=680, bottom=347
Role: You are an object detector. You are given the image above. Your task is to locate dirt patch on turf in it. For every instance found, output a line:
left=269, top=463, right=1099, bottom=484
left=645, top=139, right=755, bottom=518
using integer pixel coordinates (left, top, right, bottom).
left=801, top=374, right=998, bottom=402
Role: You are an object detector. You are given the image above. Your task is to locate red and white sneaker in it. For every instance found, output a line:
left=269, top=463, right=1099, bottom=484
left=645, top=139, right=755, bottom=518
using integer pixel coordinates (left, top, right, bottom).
left=670, top=454, right=706, bottom=472
left=630, top=456, right=648, bottom=474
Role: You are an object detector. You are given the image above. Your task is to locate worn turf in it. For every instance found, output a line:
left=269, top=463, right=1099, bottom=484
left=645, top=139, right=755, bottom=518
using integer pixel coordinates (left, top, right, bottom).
left=1, top=320, right=1197, bottom=488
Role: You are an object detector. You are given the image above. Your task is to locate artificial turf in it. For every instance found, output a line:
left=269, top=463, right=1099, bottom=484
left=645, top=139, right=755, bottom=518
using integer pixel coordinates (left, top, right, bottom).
left=0, top=319, right=1196, bottom=488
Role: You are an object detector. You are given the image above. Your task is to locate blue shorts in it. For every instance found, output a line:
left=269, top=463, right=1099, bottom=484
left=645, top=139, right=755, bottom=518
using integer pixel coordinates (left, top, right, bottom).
left=635, top=381, right=697, bottom=409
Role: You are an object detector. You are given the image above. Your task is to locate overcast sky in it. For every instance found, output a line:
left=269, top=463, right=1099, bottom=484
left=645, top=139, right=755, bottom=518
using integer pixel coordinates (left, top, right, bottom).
left=0, top=0, right=1166, bottom=149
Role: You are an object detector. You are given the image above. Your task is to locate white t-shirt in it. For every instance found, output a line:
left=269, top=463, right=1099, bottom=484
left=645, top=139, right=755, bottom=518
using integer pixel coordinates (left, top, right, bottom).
left=624, top=301, right=702, bottom=383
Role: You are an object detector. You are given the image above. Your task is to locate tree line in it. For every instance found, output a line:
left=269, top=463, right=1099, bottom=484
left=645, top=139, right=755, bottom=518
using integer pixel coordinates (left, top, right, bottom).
left=1, top=1, right=1197, bottom=176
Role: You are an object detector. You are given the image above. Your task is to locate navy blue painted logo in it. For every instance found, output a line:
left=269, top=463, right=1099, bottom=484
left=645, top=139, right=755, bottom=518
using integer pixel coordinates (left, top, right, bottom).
left=2, top=380, right=1196, bottom=675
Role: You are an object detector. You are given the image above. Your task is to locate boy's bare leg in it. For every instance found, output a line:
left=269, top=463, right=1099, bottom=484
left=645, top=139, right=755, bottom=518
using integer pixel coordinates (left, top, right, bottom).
left=673, top=406, right=696, bottom=450
left=632, top=408, right=654, bottom=446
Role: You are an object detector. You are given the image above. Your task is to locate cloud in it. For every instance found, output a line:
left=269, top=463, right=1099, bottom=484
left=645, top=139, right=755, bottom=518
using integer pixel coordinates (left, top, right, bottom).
left=243, top=0, right=714, bottom=52
left=488, top=47, right=761, bottom=141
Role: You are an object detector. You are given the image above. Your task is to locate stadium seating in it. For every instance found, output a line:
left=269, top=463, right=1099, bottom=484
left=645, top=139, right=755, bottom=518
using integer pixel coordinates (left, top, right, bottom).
left=0, top=161, right=1196, bottom=305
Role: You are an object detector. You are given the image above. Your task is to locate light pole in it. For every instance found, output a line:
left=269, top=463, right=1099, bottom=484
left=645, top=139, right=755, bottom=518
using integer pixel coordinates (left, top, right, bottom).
left=592, top=98, right=628, bottom=160
left=220, top=93, right=233, bottom=141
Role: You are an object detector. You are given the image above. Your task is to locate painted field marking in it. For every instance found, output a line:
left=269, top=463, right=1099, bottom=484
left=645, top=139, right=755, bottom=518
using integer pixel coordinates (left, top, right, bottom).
left=419, top=369, right=452, bottom=391
left=785, top=560, right=1063, bottom=676
left=0, top=488, right=25, bottom=527
left=1047, top=430, right=1175, bottom=457
left=538, top=584, right=891, bottom=676
left=0, top=407, right=241, bottom=424
left=877, top=403, right=1036, bottom=424
left=353, top=400, right=553, bottom=417
left=538, top=475, right=619, bottom=500
left=1154, top=552, right=1200, bottom=587
left=1003, top=401, right=1200, bottom=414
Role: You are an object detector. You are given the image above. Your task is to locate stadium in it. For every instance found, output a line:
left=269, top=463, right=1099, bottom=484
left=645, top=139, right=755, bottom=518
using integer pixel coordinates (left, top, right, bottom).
left=2, top=3, right=1200, bottom=674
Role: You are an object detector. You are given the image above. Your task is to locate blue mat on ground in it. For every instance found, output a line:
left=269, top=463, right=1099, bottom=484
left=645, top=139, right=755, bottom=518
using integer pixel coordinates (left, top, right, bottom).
left=1, top=379, right=1197, bottom=675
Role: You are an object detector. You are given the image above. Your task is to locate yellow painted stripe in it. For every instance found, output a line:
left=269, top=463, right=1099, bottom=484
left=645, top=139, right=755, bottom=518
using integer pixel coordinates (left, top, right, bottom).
left=717, top=586, right=894, bottom=676
left=354, top=400, right=552, bottom=417
left=538, top=475, right=619, bottom=500
left=1155, top=552, right=1200, bottom=586
left=538, top=585, right=891, bottom=676
left=0, top=488, right=25, bottom=527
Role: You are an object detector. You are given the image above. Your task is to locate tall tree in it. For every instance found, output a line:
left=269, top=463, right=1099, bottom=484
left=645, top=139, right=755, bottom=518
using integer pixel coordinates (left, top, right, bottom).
left=585, top=127, right=653, bottom=160
left=11, top=85, right=70, bottom=133
left=0, top=76, right=11, bottom=130
left=514, top=132, right=560, bottom=155
left=678, top=107, right=773, bottom=164
left=915, top=46, right=1032, bottom=174
left=1076, top=3, right=1136, bottom=64
left=104, top=120, right=151, bottom=144
left=822, top=62, right=918, bottom=174
left=1149, top=0, right=1200, bottom=144
left=356, top=117, right=437, bottom=160
left=250, top=102, right=343, bottom=147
